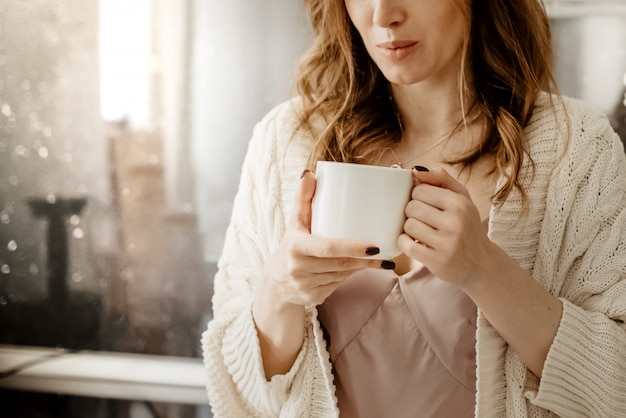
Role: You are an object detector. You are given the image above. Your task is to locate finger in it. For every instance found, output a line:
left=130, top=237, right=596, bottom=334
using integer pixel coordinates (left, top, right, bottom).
left=307, top=268, right=365, bottom=287
left=412, top=166, right=471, bottom=199
left=290, top=169, right=317, bottom=231
left=405, top=199, right=442, bottom=229
left=403, top=217, right=439, bottom=248
left=398, top=233, right=433, bottom=260
left=411, top=183, right=462, bottom=213
left=295, top=234, right=385, bottom=259
left=298, top=255, right=393, bottom=275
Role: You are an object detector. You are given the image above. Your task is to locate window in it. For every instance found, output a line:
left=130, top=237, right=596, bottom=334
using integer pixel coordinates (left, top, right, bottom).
left=0, top=0, right=311, bottom=416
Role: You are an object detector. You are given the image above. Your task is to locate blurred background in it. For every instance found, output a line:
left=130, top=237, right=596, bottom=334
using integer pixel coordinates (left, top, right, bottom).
left=0, top=0, right=624, bottom=417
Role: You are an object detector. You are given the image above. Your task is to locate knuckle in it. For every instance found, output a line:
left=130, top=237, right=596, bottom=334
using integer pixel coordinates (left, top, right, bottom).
left=411, top=185, right=421, bottom=200
left=405, top=200, right=418, bottom=216
left=294, top=281, right=309, bottom=294
left=337, top=257, right=355, bottom=270
left=285, top=257, right=298, bottom=275
left=451, top=198, right=470, bottom=215
left=286, top=239, right=301, bottom=257
left=444, top=218, right=461, bottom=233
left=318, top=241, right=336, bottom=258
left=404, top=217, right=416, bottom=233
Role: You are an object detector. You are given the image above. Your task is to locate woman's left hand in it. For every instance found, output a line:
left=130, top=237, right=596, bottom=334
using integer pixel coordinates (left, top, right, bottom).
left=398, top=167, right=495, bottom=287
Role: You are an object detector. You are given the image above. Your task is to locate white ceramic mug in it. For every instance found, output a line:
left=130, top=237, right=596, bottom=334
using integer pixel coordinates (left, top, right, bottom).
left=311, top=161, right=414, bottom=259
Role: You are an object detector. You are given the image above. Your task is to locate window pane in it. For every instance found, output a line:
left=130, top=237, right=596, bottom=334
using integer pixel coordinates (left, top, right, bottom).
left=0, top=0, right=311, bottom=359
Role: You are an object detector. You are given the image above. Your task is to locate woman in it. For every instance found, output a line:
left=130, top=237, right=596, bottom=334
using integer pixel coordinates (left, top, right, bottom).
left=202, top=0, right=626, bottom=416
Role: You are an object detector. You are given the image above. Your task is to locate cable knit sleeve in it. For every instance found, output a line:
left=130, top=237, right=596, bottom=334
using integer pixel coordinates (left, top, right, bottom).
left=526, top=105, right=626, bottom=417
left=200, top=100, right=339, bottom=417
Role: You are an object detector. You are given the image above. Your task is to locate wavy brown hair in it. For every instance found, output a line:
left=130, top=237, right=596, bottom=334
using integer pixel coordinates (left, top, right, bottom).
left=295, top=0, right=557, bottom=206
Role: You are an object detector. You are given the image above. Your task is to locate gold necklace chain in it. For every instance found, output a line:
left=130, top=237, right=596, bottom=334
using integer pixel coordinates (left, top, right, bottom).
left=388, top=135, right=450, bottom=169
left=387, top=109, right=483, bottom=169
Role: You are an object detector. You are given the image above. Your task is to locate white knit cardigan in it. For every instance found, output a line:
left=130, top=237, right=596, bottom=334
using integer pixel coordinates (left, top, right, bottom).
left=202, top=93, right=626, bottom=417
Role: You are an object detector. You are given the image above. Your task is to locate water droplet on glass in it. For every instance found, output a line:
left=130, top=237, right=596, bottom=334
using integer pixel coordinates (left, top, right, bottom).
left=0, top=212, right=9, bottom=224
left=7, top=240, right=17, bottom=252
left=29, top=263, right=39, bottom=275
left=1, top=264, right=10, bottom=274
left=46, top=193, right=57, bottom=204
left=70, top=215, right=80, bottom=225
left=15, top=145, right=27, bottom=156
left=1, top=103, right=11, bottom=117
left=21, top=80, right=31, bottom=90
left=78, top=184, right=88, bottom=194
left=72, top=272, right=82, bottom=283
left=99, top=279, right=109, bottom=288
left=42, top=127, right=52, bottom=138
left=0, top=296, right=7, bottom=306
left=38, top=147, right=49, bottom=159
left=8, top=175, right=17, bottom=185
left=121, top=268, right=134, bottom=281
left=73, top=228, right=84, bottom=239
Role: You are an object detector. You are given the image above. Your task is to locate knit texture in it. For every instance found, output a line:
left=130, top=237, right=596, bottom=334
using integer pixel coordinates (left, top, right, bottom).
left=202, top=93, right=626, bottom=417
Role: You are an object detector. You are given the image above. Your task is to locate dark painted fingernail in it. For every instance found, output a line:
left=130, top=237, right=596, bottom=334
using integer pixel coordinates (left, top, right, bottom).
left=365, top=247, right=380, bottom=256
left=300, top=169, right=310, bottom=179
left=381, top=260, right=396, bottom=270
left=413, top=165, right=429, bottom=172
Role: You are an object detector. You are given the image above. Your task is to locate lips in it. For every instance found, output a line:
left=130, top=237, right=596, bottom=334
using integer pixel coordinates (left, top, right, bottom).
left=377, top=40, right=417, bottom=50
left=376, top=40, right=418, bottom=60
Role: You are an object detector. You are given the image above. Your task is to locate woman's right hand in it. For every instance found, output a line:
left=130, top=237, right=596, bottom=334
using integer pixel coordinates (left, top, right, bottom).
left=252, top=169, right=394, bottom=378
left=260, top=169, right=393, bottom=308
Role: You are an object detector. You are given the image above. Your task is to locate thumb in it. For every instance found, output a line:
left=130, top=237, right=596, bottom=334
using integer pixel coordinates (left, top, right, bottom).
left=289, top=169, right=317, bottom=231
left=412, top=166, right=471, bottom=199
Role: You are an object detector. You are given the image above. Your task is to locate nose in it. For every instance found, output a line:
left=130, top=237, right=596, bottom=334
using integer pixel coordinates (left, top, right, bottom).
left=372, top=0, right=406, bottom=28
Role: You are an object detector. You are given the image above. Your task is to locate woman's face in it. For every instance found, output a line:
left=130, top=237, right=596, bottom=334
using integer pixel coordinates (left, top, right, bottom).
left=344, top=0, right=469, bottom=88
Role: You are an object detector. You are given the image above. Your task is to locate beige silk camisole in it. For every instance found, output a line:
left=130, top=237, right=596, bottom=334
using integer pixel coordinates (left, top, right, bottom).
left=318, top=264, right=477, bottom=418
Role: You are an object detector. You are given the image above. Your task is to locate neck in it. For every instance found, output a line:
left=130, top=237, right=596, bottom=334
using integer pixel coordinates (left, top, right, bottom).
left=390, top=83, right=472, bottom=141
left=381, top=81, right=483, bottom=169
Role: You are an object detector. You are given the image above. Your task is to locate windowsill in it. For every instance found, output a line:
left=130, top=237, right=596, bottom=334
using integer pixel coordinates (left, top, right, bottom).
left=0, top=345, right=208, bottom=405
left=545, top=0, right=626, bottom=18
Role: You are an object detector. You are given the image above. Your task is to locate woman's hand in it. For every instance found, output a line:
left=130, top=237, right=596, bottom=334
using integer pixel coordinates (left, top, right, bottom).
left=399, top=167, right=563, bottom=378
left=398, top=167, right=495, bottom=287
left=260, top=169, right=393, bottom=308
left=253, top=169, right=393, bottom=378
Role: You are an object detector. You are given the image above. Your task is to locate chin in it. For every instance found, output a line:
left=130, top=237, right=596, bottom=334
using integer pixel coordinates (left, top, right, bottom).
left=375, top=61, right=425, bottom=85
left=381, top=70, right=425, bottom=86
